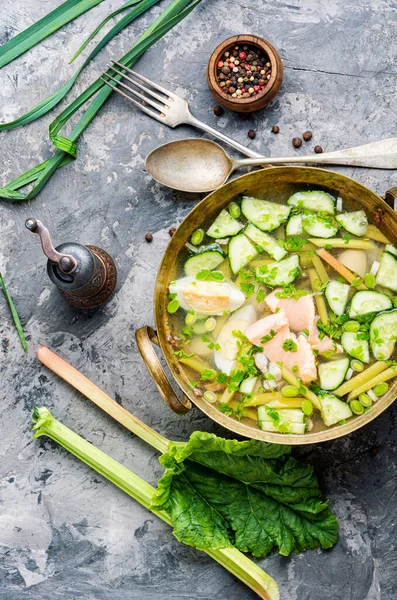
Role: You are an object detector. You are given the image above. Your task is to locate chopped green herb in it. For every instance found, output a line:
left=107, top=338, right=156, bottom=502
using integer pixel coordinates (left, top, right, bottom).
left=240, top=282, right=255, bottom=298
left=282, top=338, right=298, bottom=352
left=200, top=369, right=217, bottom=381
left=174, top=348, right=196, bottom=359
left=275, top=284, right=310, bottom=301
left=261, top=329, right=277, bottom=344
left=263, top=405, right=280, bottom=423
left=284, top=237, right=307, bottom=251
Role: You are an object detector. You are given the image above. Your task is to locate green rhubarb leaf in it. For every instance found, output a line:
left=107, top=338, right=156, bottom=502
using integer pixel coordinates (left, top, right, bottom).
left=152, top=431, right=338, bottom=557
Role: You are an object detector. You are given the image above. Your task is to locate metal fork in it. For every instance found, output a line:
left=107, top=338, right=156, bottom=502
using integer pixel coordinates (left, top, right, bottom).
left=101, top=60, right=263, bottom=159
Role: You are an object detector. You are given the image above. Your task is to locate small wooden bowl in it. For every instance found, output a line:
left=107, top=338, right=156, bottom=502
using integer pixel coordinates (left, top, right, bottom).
left=207, top=34, right=283, bottom=113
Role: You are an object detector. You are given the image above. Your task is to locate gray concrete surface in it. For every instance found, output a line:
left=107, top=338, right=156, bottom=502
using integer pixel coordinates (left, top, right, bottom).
left=1, top=1, right=397, bottom=599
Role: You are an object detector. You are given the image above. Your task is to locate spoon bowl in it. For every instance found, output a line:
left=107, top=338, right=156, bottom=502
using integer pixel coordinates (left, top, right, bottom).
left=145, top=138, right=233, bottom=193
left=145, top=137, right=397, bottom=193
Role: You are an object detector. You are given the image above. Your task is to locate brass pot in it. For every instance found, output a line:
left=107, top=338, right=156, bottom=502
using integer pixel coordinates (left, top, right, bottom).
left=136, top=167, right=397, bottom=445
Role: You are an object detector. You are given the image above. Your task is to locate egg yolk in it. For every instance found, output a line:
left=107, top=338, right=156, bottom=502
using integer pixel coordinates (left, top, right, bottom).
left=182, top=281, right=230, bottom=314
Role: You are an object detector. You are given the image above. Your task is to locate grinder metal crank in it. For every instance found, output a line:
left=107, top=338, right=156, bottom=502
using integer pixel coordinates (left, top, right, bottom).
left=25, top=218, right=117, bottom=309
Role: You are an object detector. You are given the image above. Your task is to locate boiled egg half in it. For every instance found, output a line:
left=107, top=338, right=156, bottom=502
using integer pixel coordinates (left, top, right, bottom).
left=214, top=305, right=257, bottom=375
left=169, top=276, right=245, bottom=316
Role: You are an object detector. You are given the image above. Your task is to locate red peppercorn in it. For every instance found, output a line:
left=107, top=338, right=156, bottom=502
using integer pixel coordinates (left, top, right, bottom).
left=257, top=66, right=261, bottom=71
left=217, top=60, right=224, bottom=68
left=244, top=64, right=251, bottom=71
left=239, top=51, right=247, bottom=60
left=241, top=88, right=246, bottom=94
left=254, top=85, right=260, bottom=92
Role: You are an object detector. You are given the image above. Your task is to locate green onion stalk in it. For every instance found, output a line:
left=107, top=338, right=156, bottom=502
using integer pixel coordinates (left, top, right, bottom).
left=0, top=0, right=107, bottom=68
left=0, top=0, right=202, bottom=201
left=32, top=407, right=279, bottom=600
left=0, top=273, right=27, bottom=352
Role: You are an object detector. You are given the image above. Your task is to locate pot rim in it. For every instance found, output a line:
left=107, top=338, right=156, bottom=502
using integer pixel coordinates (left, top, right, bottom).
left=153, top=166, right=397, bottom=444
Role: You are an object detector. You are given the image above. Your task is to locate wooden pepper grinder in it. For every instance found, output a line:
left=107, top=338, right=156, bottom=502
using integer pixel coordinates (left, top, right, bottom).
left=25, top=218, right=117, bottom=309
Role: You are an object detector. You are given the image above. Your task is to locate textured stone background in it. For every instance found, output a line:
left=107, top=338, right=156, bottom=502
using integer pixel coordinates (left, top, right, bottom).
left=1, top=1, right=397, bottom=599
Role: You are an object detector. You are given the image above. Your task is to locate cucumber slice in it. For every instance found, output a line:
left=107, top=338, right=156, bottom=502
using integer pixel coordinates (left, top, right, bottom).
left=370, top=308, right=397, bottom=359
left=258, top=421, right=306, bottom=434
left=184, top=250, right=225, bottom=276
left=287, top=190, right=335, bottom=215
left=335, top=210, right=368, bottom=236
left=325, top=280, right=350, bottom=315
left=341, top=332, right=370, bottom=363
left=302, top=213, right=338, bottom=238
left=191, top=320, right=208, bottom=335
left=376, top=251, right=397, bottom=292
left=228, top=234, right=258, bottom=274
left=241, top=197, right=291, bottom=231
left=385, top=244, right=397, bottom=257
left=255, top=254, right=300, bottom=287
left=240, top=376, right=258, bottom=394
left=286, top=214, right=303, bottom=236
left=348, top=290, right=392, bottom=318
left=245, top=223, right=287, bottom=261
left=318, top=357, right=350, bottom=390
left=258, top=406, right=305, bottom=423
left=320, top=394, right=353, bottom=426
left=207, top=209, right=243, bottom=238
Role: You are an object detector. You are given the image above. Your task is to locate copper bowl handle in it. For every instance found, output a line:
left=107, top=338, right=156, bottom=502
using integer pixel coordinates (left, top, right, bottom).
left=384, top=186, right=397, bottom=210
left=135, top=326, right=191, bottom=415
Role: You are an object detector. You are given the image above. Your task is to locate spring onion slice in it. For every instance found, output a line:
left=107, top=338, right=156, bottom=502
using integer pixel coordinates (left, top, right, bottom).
left=0, top=273, right=27, bottom=353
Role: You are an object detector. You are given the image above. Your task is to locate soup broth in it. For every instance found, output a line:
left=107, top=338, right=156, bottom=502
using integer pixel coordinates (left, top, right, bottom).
left=165, top=186, right=397, bottom=435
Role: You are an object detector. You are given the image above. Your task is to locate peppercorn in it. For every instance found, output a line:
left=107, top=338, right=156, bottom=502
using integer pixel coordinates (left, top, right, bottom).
left=271, top=125, right=280, bottom=134
left=215, top=44, right=272, bottom=99
left=145, top=233, right=153, bottom=242
left=213, top=105, right=224, bottom=117
left=303, top=130, right=312, bottom=141
left=292, top=137, right=302, bottom=148
left=169, top=227, right=176, bottom=237
left=314, top=145, right=323, bottom=153
left=248, top=129, right=256, bottom=139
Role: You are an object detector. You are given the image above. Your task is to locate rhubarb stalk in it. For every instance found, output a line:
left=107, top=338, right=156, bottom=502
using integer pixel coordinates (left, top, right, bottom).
left=31, top=406, right=279, bottom=600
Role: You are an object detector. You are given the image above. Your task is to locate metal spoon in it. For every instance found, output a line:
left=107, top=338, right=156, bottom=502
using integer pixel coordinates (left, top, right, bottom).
left=145, top=137, right=397, bottom=193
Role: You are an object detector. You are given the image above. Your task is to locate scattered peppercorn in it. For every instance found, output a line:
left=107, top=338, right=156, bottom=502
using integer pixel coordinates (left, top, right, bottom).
left=248, top=129, right=256, bottom=139
left=314, top=145, right=323, bottom=154
left=213, top=105, right=224, bottom=117
left=292, top=137, right=302, bottom=148
left=271, top=125, right=280, bottom=134
left=215, top=44, right=271, bottom=99
left=145, top=233, right=153, bottom=242
left=303, top=130, right=312, bottom=141
left=169, top=227, right=176, bottom=237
